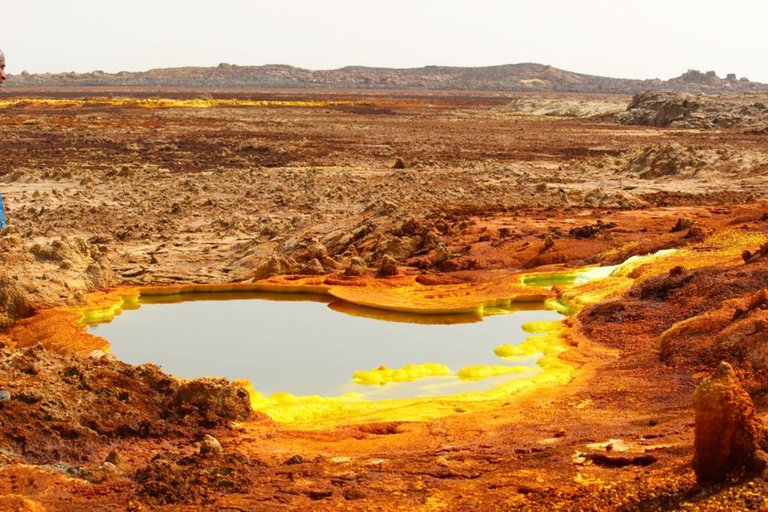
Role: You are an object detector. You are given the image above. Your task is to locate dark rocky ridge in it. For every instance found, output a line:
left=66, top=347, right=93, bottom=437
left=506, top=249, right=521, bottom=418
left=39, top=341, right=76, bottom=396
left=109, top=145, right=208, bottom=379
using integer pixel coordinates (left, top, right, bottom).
left=6, top=63, right=767, bottom=93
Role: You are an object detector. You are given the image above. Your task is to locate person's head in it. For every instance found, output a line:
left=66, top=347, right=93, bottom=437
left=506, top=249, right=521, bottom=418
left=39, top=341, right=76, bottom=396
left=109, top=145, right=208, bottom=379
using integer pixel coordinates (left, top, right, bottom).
left=0, top=49, right=6, bottom=86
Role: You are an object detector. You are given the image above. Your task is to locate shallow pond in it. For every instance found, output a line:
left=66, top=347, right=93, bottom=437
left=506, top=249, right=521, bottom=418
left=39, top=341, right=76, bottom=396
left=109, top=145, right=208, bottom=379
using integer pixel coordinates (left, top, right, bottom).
left=89, top=293, right=561, bottom=400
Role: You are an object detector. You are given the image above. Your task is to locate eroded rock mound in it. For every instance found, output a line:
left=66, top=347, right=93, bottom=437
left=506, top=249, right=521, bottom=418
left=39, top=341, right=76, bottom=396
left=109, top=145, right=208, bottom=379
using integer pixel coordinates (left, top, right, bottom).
left=618, top=143, right=768, bottom=180
left=0, top=231, right=113, bottom=328
left=171, top=378, right=252, bottom=427
left=693, top=362, right=767, bottom=484
left=0, top=346, right=181, bottom=464
left=250, top=254, right=298, bottom=280
left=619, top=91, right=697, bottom=127
left=618, top=91, right=768, bottom=129
left=343, top=256, right=368, bottom=276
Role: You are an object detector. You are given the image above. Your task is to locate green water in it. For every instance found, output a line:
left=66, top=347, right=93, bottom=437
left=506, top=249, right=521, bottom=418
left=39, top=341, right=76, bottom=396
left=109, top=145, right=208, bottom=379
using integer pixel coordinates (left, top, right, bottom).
left=89, top=293, right=561, bottom=400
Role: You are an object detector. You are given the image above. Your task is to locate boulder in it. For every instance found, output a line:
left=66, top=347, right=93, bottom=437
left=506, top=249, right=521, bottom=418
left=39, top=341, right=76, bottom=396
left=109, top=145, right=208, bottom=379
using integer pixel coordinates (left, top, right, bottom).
left=343, top=256, right=368, bottom=277
left=171, top=378, right=252, bottom=426
left=377, top=255, right=398, bottom=277
left=199, top=434, right=224, bottom=457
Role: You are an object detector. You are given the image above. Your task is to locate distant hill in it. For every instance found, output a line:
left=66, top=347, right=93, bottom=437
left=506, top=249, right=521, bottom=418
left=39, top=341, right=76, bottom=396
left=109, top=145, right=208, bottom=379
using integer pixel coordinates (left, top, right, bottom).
left=6, top=63, right=767, bottom=93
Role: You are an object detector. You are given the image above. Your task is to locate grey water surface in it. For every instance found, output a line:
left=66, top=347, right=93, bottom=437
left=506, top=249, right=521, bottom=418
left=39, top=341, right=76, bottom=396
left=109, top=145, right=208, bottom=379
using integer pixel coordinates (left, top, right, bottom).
left=90, top=296, right=560, bottom=399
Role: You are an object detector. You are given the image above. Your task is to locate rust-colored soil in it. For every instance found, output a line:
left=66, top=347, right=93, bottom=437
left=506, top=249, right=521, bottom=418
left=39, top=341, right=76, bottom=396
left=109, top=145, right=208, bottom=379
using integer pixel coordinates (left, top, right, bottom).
left=0, top=91, right=767, bottom=510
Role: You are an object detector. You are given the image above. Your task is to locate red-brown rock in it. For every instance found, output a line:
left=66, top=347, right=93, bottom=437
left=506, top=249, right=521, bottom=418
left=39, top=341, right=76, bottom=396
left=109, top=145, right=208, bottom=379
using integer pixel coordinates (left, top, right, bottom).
left=693, top=362, right=765, bottom=484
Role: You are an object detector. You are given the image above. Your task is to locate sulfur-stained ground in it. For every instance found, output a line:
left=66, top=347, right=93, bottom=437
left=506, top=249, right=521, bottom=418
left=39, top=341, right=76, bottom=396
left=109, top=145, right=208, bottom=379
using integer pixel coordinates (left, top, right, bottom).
left=0, top=90, right=767, bottom=510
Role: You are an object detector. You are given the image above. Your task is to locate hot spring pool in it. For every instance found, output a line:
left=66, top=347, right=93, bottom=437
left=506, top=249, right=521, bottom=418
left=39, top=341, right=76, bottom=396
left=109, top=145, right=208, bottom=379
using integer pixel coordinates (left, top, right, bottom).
left=88, top=293, right=561, bottom=400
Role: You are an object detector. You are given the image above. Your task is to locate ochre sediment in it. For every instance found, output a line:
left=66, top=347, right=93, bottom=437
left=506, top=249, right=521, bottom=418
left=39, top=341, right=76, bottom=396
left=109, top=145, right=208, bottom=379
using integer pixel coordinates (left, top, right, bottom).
left=2, top=92, right=768, bottom=510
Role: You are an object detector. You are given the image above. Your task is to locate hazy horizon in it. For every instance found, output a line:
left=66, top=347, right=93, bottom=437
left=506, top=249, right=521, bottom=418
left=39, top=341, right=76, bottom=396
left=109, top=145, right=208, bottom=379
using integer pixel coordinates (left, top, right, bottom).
left=4, top=61, right=757, bottom=82
left=4, top=0, right=768, bottom=82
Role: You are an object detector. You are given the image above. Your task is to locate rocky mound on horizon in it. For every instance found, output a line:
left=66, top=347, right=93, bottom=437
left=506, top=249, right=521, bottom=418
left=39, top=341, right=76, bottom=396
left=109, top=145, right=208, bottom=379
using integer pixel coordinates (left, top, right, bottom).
left=6, top=63, right=768, bottom=93
left=619, top=90, right=768, bottom=129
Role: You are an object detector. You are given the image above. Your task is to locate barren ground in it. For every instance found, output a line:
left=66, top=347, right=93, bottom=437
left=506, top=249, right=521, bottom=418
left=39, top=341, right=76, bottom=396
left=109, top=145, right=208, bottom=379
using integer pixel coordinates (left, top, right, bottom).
left=0, top=90, right=767, bottom=511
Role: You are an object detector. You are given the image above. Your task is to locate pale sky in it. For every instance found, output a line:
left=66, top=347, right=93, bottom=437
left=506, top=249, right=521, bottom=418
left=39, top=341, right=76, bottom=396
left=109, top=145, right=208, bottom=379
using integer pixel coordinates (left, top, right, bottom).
left=3, top=0, right=768, bottom=82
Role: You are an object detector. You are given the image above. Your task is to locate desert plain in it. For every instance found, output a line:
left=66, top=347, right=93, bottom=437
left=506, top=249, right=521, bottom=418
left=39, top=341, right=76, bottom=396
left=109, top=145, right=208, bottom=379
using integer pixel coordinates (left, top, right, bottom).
left=0, top=88, right=767, bottom=510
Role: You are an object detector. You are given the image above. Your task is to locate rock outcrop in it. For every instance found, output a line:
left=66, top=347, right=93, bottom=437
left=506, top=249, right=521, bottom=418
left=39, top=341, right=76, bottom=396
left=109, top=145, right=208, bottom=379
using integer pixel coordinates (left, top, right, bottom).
left=171, top=378, right=252, bottom=427
left=618, top=91, right=768, bottom=129
left=0, top=230, right=113, bottom=328
left=693, top=362, right=767, bottom=484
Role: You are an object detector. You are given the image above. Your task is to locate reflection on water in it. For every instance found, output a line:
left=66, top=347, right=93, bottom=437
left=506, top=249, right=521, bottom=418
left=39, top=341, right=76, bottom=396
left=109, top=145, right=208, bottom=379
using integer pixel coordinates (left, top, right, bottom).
left=90, top=293, right=561, bottom=400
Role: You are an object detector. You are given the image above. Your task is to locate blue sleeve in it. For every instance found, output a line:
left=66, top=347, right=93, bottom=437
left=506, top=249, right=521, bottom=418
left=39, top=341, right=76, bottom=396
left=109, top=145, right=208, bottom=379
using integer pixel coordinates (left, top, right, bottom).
left=0, top=192, right=6, bottom=228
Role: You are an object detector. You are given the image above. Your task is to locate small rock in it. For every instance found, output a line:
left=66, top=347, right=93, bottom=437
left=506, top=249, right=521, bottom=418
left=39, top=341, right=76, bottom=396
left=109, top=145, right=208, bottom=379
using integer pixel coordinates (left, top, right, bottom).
left=283, top=454, right=306, bottom=465
left=200, top=434, right=223, bottom=457
left=104, top=450, right=122, bottom=466
left=421, top=230, right=441, bottom=251
left=343, top=256, right=368, bottom=277
left=252, top=255, right=297, bottom=280
left=98, top=461, right=118, bottom=475
left=306, top=242, right=328, bottom=260
left=377, top=255, right=398, bottom=276
left=668, top=265, right=686, bottom=277
left=306, top=489, right=334, bottom=500
left=301, top=258, right=325, bottom=275
left=540, top=235, right=555, bottom=253
left=0, top=391, right=10, bottom=401
left=684, top=225, right=707, bottom=241
left=670, top=217, right=693, bottom=233
left=434, top=243, right=450, bottom=267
